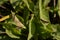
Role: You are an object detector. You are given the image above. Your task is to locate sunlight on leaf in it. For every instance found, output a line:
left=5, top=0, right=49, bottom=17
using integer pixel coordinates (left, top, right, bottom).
left=6, top=29, right=20, bottom=38
left=39, top=0, right=50, bottom=22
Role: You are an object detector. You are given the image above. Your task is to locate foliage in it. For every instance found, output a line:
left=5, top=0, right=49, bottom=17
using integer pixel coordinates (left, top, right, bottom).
left=0, top=0, right=60, bottom=40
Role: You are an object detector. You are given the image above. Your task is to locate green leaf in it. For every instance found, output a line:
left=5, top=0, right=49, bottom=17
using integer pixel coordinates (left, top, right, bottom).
left=46, top=24, right=56, bottom=32
left=16, top=15, right=24, bottom=23
left=22, top=0, right=32, bottom=12
left=51, top=24, right=59, bottom=40
left=0, top=0, right=8, bottom=5
left=3, top=19, right=21, bottom=36
left=10, top=0, right=20, bottom=9
left=40, top=9, right=50, bottom=22
left=10, top=0, right=18, bottom=3
left=6, top=29, right=20, bottom=38
left=3, top=21, right=21, bottom=38
left=39, top=0, right=50, bottom=22
left=12, top=28, right=21, bottom=35
left=43, top=0, right=50, bottom=7
left=28, top=14, right=35, bottom=40
left=23, top=9, right=30, bottom=25
left=27, top=0, right=34, bottom=11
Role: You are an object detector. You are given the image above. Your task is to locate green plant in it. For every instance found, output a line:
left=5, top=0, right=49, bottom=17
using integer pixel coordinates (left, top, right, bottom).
left=0, top=0, right=60, bottom=40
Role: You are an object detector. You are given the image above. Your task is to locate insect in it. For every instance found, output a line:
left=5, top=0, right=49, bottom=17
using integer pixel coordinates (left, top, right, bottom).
left=11, top=11, right=26, bottom=29
left=0, top=13, right=26, bottom=29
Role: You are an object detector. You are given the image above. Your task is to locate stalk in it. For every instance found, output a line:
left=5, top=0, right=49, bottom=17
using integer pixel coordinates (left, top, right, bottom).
left=58, top=0, right=60, bottom=16
left=39, top=0, right=42, bottom=19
